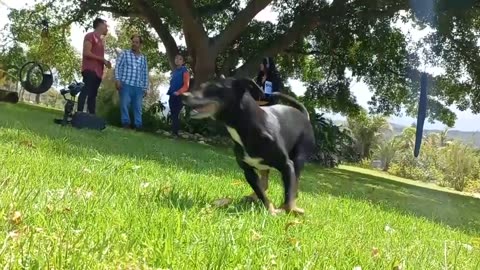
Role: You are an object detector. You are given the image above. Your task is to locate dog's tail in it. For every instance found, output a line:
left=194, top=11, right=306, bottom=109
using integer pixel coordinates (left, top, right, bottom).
left=272, top=92, right=310, bottom=120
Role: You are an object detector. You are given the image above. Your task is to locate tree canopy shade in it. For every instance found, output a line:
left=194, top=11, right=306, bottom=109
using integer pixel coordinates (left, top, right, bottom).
left=7, top=0, right=480, bottom=126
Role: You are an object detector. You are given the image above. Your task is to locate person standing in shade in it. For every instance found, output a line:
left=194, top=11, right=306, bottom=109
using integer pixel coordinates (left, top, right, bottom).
left=255, top=56, right=282, bottom=106
left=78, top=17, right=111, bottom=114
left=167, top=54, right=190, bottom=137
left=115, top=34, right=149, bottom=130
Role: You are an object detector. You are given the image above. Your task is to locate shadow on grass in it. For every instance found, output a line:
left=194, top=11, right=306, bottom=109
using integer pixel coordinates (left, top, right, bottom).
left=2, top=103, right=480, bottom=234
left=300, top=167, right=480, bottom=234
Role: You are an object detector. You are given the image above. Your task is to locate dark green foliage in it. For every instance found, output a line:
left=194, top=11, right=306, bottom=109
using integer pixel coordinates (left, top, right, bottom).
left=309, top=112, right=359, bottom=167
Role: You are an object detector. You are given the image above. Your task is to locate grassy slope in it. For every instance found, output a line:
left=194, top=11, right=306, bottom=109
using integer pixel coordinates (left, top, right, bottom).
left=1, top=103, right=480, bottom=269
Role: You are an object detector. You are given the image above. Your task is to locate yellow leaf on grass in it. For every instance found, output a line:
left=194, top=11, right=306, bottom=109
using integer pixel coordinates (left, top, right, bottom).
left=371, top=247, right=380, bottom=258
left=288, top=237, right=300, bottom=245
left=251, top=230, right=262, bottom=241
left=392, top=260, right=405, bottom=270
left=212, top=198, right=233, bottom=208
left=10, top=211, right=22, bottom=225
left=285, top=219, right=303, bottom=231
left=231, top=181, right=244, bottom=186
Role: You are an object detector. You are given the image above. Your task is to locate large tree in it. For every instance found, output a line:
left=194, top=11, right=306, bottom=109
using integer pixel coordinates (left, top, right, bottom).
left=10, top=0, right=480, bottom=126
left=1, top=4, right=81, bottom=83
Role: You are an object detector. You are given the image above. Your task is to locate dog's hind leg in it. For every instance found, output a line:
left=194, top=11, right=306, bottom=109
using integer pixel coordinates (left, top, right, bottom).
left=279, top=159, right=304, bottom=215
left=244, top=169, right=269, bottom=202
left=241, top=165, right=278, bottom=215
left=292, top=155, right=306, bottom=199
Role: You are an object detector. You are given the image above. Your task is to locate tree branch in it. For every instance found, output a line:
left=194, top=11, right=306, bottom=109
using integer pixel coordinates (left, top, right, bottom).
left=212, top=0, right=273, bottom=54
left=167, top=0, right=209, bottom=51
left=235, top=16, right=323, bottom=78
left=96, top=5, right=143, bottom=18
left=131, top=0, right=179, bottom=70
left=197, top=0, right=236, bottom=17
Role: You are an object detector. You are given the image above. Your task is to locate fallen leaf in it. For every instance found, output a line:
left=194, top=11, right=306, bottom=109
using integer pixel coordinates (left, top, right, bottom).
left=86, top=191, right=94, bottom=199
left=8, top=230, right=20, bottom=240
left=288, top=237, right=301, bottom=246
left=462, top=243, right=473, bottom=252
left=19, top=140, right=35, bottom=148
left=35, top=227, right=44, bottom=233
left=63, top=207, right=72, bottom=213
left=269, top=254, right=277, bottom=266
left=251, top=230, right=262, bottom=241
left=140, top=182, right=150, bottom=189
left=285, top=219, right=302, bottom=231
left=384, top=224, right=395, bottom=234
left=212, top=198, right=233, bottom=208
left=121, top=233, right=128, bottom=241
left=353, top=266, right=362, bottom=270
left=372, top=247, right=380, bottom=258
left=392, top=260, right=405, bottom=270
left=10, top=211, right=22, bottom=225
left=231, top=181, right=244, bottom=186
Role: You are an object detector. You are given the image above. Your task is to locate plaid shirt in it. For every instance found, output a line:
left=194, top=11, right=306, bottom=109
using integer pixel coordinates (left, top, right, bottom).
left=114, top=49, right=149, bottom=90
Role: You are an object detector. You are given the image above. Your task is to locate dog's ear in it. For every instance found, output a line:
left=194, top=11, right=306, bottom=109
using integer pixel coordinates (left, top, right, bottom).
left=237, top=78, right=265, bottom=100
left=232, top=78, right=265, bottom=99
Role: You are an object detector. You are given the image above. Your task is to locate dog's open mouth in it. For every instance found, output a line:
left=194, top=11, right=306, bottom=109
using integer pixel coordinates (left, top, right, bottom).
left=190, top=102, right=219, bottom=119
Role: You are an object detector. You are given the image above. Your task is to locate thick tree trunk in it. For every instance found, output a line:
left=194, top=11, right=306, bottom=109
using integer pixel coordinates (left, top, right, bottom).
left=192, top=52, right=217, bottom=90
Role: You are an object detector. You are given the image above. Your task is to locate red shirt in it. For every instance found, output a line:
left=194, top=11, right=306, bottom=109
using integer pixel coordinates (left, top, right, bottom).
left=81, top=32, right=105, bottom=79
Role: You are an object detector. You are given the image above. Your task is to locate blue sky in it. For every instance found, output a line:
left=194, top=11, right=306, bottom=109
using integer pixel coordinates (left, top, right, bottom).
left=1, top=0, right=479, bottom=131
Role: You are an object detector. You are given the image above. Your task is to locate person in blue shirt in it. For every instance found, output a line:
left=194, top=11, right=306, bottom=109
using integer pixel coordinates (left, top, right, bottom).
left=114, top=34, right=149, bottom=130
left=167, top=54, right=190, bottom=137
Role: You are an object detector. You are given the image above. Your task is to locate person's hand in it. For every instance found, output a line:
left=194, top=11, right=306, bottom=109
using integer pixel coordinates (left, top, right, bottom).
left=174, top=91, right=179, bottom=96
left=104, top=59, right=112, bottom=69
left=115, top=80, right=121, bottom=91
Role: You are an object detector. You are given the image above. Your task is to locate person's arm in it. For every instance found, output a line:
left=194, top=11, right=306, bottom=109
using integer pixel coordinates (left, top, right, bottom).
left=142, top=56, right=149, bottom=91
left=114, top=51, right=125, bottom=81
left=83, top=34, right=105, bottom=63
left=175, top=71, right=190, bottom=95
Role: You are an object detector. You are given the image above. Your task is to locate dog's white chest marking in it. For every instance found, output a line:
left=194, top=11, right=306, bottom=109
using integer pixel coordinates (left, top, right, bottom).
left=226, top=126, right=270, bottom=170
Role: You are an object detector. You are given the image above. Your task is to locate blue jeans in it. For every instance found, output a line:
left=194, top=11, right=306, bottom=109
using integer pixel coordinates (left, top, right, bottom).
left=119, top=84, right=144, bottom=128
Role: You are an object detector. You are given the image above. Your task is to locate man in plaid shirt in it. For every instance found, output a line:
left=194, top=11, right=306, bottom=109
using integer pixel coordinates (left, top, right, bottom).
left=115, top=34, right=149, bottom=130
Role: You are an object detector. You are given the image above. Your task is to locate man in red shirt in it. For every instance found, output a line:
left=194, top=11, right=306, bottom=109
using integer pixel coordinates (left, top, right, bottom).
left=78, top=18, right=111, bottom=115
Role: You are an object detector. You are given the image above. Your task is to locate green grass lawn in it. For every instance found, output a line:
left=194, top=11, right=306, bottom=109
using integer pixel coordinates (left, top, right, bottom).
left=1, top=102, right=480, bottom=269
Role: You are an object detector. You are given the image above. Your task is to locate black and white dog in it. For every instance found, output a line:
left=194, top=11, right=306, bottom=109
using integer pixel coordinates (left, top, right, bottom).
left=181, top=77, right=315, bottom=215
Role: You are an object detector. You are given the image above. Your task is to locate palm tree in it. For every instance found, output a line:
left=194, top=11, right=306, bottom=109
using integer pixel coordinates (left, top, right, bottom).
left=375, top=137, right=401, bottom=171
left=347, top=109, right=391, bottom=159
left=398, top=127, right=417, bottom=150
left=439, top=128, right=450, bottom=147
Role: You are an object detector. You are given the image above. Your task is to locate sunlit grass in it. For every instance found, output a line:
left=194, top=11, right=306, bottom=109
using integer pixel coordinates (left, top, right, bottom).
left=1, top=102, right=480, bottom=269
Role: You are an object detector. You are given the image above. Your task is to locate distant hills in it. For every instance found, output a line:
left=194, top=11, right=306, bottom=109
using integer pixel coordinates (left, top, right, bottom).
left=334, top=121, right=480, bottom=148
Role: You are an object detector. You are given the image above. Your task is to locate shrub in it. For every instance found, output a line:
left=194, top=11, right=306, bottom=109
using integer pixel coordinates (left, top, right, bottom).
left=358, top=158, right=372, bottom=169
left=437, top=141, right=480, bottom=191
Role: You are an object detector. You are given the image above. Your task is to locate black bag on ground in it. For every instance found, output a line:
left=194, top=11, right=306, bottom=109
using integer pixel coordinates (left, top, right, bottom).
left=71, top=112, right=106, bottom=130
